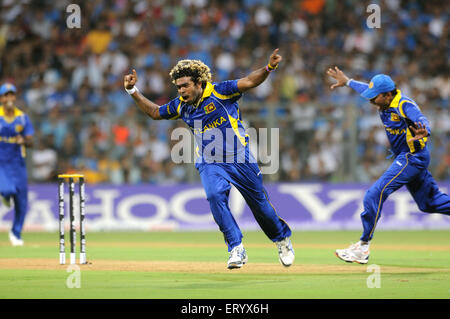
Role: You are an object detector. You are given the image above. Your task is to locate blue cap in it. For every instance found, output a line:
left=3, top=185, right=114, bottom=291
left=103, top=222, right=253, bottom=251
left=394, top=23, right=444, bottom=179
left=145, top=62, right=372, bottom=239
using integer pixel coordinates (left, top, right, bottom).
left=361, top=74, right=396, bottom=99
left=0, top=83, right=17, bottom=95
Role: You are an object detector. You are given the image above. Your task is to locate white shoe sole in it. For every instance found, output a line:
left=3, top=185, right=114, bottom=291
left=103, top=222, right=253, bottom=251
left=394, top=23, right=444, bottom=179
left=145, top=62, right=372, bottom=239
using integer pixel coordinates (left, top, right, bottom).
left=227, top=257, right=248, bottom=270
left=279, top=255, right=294, bottom=267
left=9, top=232, right=24, bottom=246
left=335, top=251, right=368, bottom=264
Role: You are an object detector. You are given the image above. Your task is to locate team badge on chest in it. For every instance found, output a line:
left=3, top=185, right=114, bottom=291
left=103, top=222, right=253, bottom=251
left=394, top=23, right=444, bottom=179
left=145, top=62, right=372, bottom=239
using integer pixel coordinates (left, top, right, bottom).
left=15, top=124, right=24, bottom=132
left=391, top=113, right=400, bottom=122
left=204, top=102, right=216, bottom=114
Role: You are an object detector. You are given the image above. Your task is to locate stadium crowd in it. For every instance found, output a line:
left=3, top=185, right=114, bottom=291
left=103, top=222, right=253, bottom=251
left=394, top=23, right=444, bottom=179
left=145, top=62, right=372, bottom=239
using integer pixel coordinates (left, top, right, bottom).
left=0, top=0, right=448, bottom=184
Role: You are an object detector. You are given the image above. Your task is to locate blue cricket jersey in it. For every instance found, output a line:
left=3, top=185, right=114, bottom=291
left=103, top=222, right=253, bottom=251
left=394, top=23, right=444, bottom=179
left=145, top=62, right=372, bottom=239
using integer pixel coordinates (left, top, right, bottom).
left=348, top=80, right=431, bottom=156
left=159, top=80, right=253, bottom=164
left=0, top=105, right=34, bottom=165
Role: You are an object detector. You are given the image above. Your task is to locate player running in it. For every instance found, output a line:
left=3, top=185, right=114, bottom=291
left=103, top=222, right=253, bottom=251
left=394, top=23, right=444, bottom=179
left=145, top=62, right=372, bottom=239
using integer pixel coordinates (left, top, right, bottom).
left=327, top=67, right=450, bottom=264
left=124, top=49, right=294, bottom=269
left=0, top=83, right=34, bottom=246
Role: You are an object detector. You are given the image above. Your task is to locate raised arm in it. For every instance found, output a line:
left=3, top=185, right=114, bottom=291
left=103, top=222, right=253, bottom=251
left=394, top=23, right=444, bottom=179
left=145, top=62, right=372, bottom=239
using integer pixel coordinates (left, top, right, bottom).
left=237, top=49, right=282, bottom=93
left=124, top=69, right=162, bottom=120
left=327, top=66, right=368, bottom=94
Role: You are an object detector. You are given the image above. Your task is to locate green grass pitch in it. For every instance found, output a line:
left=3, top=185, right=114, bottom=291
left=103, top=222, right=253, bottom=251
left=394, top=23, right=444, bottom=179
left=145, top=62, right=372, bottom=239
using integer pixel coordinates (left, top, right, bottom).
left=0, top=230, right=449, bottom=299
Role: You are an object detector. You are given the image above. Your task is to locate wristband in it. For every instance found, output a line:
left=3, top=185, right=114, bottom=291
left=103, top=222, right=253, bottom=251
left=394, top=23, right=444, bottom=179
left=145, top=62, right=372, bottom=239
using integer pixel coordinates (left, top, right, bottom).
left=268, top=63, right=278, bottom=70
left=265, top=64, right=278, bottom=72
left=346, top=79, right=353, bottom=86
left=125, top=86, right=139, bottom=95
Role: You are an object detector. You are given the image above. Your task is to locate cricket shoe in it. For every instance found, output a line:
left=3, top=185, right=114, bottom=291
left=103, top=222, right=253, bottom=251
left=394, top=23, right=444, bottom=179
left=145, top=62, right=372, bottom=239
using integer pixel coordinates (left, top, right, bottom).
left=9, top=231, right=24, bottom=247
left=335, top=241, right=369, bottom=264
left=276, top=237, right=295, bottom=267
left=227, top=243, right=248, bottom=269
left=1, top=195, right=11, bottom=208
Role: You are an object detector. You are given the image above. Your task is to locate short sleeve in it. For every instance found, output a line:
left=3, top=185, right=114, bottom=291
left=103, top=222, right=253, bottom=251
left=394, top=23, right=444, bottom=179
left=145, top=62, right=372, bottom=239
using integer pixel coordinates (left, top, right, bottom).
left=159, top=97, right=182, bottom=120
left=23, top=114, right=34, bottom=136
left=212, top=80, right=242, bottom=101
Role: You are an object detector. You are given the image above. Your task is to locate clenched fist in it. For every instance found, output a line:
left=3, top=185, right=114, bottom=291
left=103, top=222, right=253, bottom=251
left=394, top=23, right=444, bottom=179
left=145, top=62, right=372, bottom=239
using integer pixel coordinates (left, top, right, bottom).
left=124, top=69, right=138, bottom=90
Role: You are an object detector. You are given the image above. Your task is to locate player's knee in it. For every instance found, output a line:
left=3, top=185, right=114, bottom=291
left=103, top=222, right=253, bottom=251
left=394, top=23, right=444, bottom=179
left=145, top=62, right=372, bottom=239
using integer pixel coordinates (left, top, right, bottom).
left=363, top=187, right=381, bottom=208
left=360, top=209, right=376, bottom=221
left=206, top=191, right=227, bottom=204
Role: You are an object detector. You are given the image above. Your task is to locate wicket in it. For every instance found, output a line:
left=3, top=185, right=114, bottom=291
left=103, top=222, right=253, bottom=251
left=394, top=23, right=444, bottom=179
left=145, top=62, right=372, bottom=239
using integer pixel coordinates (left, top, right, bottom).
left=58, top=174, right=86, bottom=265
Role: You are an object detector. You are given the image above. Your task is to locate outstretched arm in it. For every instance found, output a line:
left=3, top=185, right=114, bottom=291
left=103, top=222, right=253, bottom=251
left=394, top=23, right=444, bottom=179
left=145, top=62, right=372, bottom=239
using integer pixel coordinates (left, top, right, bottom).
left=237, top=49, right=282, bottom=93
left=327, top=66, right=368, bottom=94
left=124, top=69, right=162, bottom=120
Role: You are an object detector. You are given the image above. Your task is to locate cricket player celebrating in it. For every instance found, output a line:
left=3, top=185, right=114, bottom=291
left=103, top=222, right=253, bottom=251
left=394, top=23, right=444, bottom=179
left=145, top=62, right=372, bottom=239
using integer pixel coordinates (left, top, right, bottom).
left=0, top=83, right=34, bottom=246
left=124, top=49, right=294, bottom=269
left=327, top=67, right=450, bottom=264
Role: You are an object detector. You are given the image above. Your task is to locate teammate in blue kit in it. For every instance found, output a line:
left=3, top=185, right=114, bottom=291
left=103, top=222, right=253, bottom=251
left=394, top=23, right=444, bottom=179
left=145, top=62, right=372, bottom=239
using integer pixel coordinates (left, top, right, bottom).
left=327, top=67, right=450, bottom=264
left=0, top=83, right=34, bottom=246
left=124, top=49, right=294, bottom=269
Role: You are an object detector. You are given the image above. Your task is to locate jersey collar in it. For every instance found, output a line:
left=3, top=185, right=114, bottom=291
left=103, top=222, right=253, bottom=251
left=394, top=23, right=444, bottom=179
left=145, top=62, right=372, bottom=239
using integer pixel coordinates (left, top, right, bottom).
left=389, top=89, right=402, bottom=109
left=181, top=82, right=214, bottom=108
left=0, top=105, right=23, bottom=117
left=195, top=82, right=214, bottom=108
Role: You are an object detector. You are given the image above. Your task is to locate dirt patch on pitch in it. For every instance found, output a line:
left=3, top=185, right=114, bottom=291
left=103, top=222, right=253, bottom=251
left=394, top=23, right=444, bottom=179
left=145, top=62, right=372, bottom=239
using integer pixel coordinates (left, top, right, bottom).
left=0, top=258, right=448, bottom=274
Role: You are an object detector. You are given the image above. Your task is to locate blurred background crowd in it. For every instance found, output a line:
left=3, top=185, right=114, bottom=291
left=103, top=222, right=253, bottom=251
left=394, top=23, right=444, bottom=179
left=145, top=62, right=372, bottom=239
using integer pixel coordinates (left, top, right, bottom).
left=0, top=0, right=448, bottom=184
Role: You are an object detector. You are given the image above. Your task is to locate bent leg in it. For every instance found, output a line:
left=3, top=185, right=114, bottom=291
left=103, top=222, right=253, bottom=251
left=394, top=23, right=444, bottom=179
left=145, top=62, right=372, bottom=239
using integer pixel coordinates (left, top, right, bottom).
left=360, top=153, right=420, bottom=242
left=229, top=162, right=291, bottom=242
left=199, top=164, right=242, bottom=251
left=407, top=170, right=450, bottom=214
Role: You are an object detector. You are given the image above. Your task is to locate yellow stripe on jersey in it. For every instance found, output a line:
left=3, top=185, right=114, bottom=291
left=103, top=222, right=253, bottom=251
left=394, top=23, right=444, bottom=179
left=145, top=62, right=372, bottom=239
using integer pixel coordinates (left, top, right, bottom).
left=227, top=114, right=247, bottom=146
left=212, top=89, right=241, bottom=100
left=168, top=99, right=182, bottom=120
left=399, top=100, right=423, bottom=153
left=177, top=99, right=182, bottom=114
left=405, top=128, right=416, bottom=153
left=195, top=145, right=200, bottom=158
left=419, top=136, right=427, bottom=149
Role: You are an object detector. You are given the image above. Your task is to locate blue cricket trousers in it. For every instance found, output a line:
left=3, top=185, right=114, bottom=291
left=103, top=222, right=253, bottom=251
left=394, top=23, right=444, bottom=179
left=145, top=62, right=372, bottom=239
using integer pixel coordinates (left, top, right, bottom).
left=198, top=161, right=292, bottom=251
left=0, top=162, right=29, bottom=239
left=360, top=149, right=450, bottom=242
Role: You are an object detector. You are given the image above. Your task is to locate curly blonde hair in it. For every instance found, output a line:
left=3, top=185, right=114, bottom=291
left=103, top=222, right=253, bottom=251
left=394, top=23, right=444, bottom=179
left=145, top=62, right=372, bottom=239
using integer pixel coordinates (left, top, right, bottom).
left=169, top=59, right=212, bottom=88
